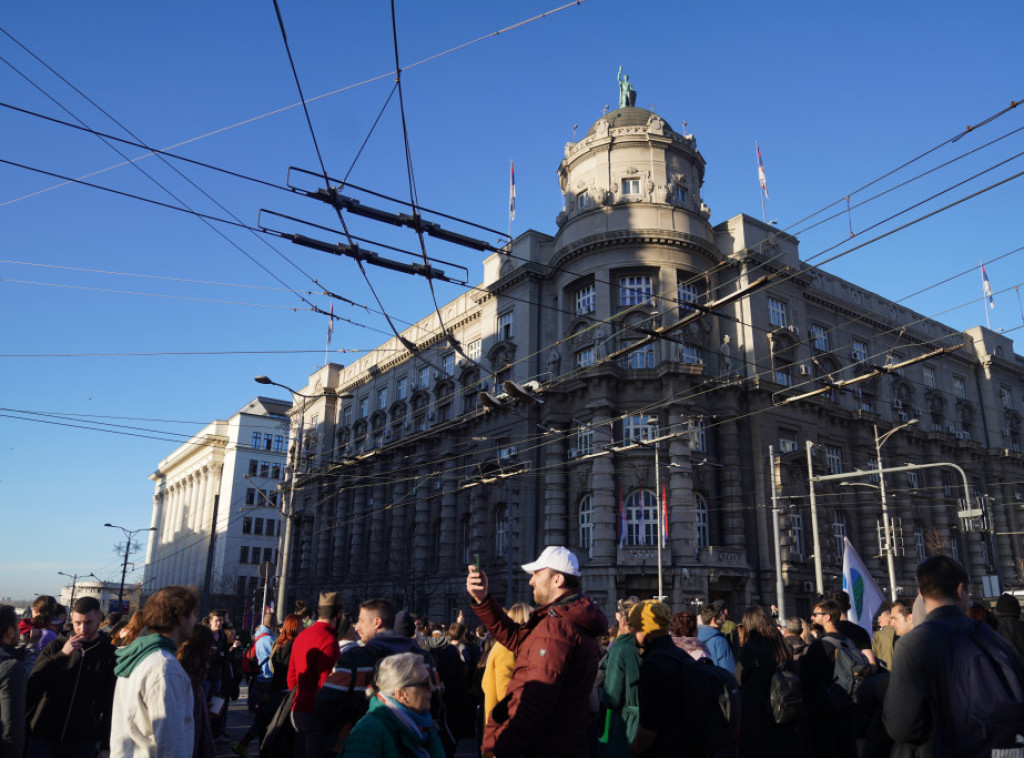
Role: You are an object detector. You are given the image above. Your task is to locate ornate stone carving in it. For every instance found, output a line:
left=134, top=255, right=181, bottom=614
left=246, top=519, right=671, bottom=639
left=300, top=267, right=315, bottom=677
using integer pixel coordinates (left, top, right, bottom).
left=594, top=119, right=609, bottom=138
left=647, top=113, right=664, bottom=135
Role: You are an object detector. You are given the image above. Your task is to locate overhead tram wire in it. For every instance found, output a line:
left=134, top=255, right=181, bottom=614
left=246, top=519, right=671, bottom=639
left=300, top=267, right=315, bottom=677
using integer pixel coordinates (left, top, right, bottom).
left=0, top=348, right=391, bottom=358
left=0, top=2, right=589, bottom=208
left=0, top=50, right=332, bottom=318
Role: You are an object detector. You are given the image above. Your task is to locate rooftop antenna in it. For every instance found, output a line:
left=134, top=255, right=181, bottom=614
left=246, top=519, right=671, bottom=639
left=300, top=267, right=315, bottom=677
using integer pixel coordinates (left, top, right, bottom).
left=601, top=104, right=609, bottom=116
left=572, top=124, right=578, bottom=140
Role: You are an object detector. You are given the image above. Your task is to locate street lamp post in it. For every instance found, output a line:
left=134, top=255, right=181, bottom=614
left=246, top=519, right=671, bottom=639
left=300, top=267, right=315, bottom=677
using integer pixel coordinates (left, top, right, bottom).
left=874, top=419, right=918, bottom=602
left=57, top=571, right=98, bottom=610
left=104, top=524, right=155, bottom=614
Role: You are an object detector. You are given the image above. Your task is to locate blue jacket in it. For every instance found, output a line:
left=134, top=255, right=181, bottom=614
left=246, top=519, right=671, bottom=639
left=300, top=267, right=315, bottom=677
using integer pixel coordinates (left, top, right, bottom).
left=696, top=625, right=736, bottom=673
left=254, top=625, right=275, bottom=681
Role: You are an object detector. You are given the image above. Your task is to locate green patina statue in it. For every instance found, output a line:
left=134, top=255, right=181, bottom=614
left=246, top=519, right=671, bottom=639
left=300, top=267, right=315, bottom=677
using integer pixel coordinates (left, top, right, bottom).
left=618, top=65, right=637, bottom=109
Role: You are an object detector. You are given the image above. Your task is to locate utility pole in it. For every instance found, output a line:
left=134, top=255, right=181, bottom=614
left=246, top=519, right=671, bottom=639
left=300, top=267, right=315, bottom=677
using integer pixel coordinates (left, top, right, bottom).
left=57, top=571, right=96, bottom=609
left=805, top=441, right=825, bottom=595
left=768, top=447, right=786, bottom=623
left=105, top=524, right=154, bottom=615
left=874, top=420, right=917, bottom=601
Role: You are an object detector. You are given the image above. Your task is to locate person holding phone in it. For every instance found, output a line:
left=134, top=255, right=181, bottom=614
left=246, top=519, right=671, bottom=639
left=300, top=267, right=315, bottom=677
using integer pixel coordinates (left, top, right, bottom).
left=466, top=546, right=607, bottom=758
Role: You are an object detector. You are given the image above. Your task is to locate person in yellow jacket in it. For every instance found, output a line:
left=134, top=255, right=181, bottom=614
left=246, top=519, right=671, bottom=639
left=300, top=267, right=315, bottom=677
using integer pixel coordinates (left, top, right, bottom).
left=479, top=603, right=532, bottom=726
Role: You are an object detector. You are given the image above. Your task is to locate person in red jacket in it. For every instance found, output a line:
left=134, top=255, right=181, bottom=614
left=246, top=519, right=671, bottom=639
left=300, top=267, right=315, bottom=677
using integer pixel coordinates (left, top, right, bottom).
left=287, top=592, right=342, bottom=758
left=466, top=546, right=607, bottom=758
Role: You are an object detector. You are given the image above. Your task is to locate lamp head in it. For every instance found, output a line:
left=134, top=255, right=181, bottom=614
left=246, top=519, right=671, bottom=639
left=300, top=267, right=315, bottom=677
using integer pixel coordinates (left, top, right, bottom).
left=254, top=375, right=273, bottom=385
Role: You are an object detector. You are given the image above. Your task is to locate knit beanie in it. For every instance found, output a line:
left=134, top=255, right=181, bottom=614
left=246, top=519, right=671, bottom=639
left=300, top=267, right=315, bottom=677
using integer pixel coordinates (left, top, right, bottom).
left=627, top=600, right=670, bottom=639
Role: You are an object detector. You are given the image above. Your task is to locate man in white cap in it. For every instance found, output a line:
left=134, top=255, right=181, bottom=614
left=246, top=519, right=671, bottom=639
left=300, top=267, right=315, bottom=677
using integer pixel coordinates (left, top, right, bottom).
left=466, top=546, right=608, bottom=758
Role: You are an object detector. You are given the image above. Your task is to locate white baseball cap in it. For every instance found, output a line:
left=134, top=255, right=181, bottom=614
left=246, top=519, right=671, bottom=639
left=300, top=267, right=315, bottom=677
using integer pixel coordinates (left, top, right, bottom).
left=521, top=546, right=580, bottom=577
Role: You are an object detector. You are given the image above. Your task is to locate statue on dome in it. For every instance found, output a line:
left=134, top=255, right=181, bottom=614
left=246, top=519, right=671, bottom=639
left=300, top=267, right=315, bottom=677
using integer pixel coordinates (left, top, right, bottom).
left=617, top=66, right=637, bottom=109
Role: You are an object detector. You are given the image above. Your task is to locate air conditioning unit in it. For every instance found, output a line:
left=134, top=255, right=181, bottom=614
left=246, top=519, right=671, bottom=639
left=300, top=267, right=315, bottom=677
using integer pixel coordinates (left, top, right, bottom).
left=566, top=447, right=578, bottom=459
left=787, top=324, right=800, bottom=336
left=801, top=580, right=815, bottom=592
left=499, top=445, right=518, bottom=459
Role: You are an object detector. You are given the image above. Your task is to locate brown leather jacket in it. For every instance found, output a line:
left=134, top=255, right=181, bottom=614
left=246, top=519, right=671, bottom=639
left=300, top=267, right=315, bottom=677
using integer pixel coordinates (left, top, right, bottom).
left=474, top=593, right=607, bottom=757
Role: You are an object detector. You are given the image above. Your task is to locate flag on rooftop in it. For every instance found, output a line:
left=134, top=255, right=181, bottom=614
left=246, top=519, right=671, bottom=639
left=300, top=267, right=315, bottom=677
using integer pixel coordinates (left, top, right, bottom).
left=982, top=263, right=995, bottom=309
left=509, top=160, right=516, bottom=223
left=757, top=141, right=769, bottom=200
left=842, top=537, right=885, bottom=638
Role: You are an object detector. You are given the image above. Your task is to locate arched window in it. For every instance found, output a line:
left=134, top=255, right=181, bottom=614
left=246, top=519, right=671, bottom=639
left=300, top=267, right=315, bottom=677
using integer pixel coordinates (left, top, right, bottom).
left=578, top=495, right=594, bottom=556
left=695, top=493, right=710, bottom=550
left=625, top=489, right=658, bottom=546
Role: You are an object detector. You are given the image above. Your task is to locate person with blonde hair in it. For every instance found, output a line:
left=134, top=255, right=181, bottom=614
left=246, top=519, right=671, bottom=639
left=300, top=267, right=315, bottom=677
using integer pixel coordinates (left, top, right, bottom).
left=339, top=652, right=443, bottom=757
left=480, top=602, right=532, bottom=727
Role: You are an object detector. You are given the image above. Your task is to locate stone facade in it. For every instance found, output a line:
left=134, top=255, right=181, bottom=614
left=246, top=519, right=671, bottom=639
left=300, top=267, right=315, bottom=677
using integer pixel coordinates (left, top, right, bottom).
left=279, top=107, right=1024, bottom=621
left=144, top=396, right=291, bottom=616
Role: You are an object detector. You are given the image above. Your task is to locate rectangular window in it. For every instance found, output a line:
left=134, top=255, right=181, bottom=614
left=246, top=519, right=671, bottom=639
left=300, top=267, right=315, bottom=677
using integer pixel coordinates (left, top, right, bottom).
left=272, top=435, right=284, bottom=452
left=242, top=517, right=252, bottom=534
left=268, top=491, right=278, bottom=509
left=825, top=446, right=843, bottom=475
left=953, top=375, right=966, bottom=400
left=251, top=432, right=262, bottom=449
left=791, top=512, right=805, bottom=558
left=768, top=298, right=787, bottom=328
left=852, top=340, right=869, bottom=363
left=622, top=178, right=641, bottom=195
left=360, top=398, right=369, bottom=418
left=907, top=471, right=919, bottom=490
left=673, top=186, right=688, bottom=203
left=576, top=284, right=596, bottom=315
left=239, top=546, right=249, bottom=564
left=377, top=388, right=387, bottom=411
left=779, top=430, right=799, bottom=454
left=575, top=347, right=595, bottom=367
left=397, top=377, right=408, bottom=400
left=467, top=340, right=481, bottom=360
left=251, top=547, right=261, bottom=565
left=775, top=365, right=792, bottom=387
left=624, top=341, right=654, bottom=369
left=677, top=282, right=699, bottom=309
left=260, top=461, right=270, bottom=478
left=245, top=488, right=256, bottom=506
left=254, top=518, right=264, bottom=536
left=248, top=459, right=259, bottom=476
left=577, top=191, right=590, bottom=208
left=941, top=470, right=954, bottom=497
left=419, top=367, right=431, bottom=390
left=437, top=403, right=452, bottom=422
left=690, top=418, right=707, bottom=453
left=810, top=324, right=830, bottom=351
left=263, top=547, right=274, bottom=564
left=867, top=457, right=880, bottom=484
left=271, top=463, right=281, bottom=479
left=577, top=426, right=594, bottom=456
left=623, top=414, right=655, bottom=444
left=463, top=391, right=479, bottom=414
left=343, top=405, right=353, bottom=426
left=498, top=312, right=514, bottom=341
left=681, top=345, right=702, bottom=365
left=923, top=367, right=936, bottom=389
left=442, top=354, right=455, bottom=377
left=619, top=276, right=653, bottom=307
left=263, top=434, right=273, bottom=451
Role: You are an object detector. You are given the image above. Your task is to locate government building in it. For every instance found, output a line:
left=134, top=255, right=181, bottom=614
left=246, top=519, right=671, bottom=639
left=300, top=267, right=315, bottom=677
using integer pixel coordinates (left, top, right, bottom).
left=274, top=100, right=1024, bottom=621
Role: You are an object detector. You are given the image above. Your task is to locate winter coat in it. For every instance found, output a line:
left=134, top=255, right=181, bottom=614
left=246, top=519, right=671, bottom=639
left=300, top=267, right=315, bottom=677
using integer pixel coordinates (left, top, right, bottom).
left=252, top=625, right=275, bottom=682
left=0, top=642, right=26, bottom=758
left=189, top=681, right=214, bottom=758
left=599, top=632, right=642, bottom=755
left=994, top=613, right=1024, bottom=663
left=473, top=592, right=608, bottom=758
left=286, top=620, right=339, bottom=714
left=109, top=640, right=194, bottom=758
left=26, top=632, right=117, bottom=748
left=696, top=625, right=736, bottom=673
left=670, top=635, right=710, bottom=662
left=339, top=694, right=445, bottom=758
left=480, top=642, right=514, bottom=725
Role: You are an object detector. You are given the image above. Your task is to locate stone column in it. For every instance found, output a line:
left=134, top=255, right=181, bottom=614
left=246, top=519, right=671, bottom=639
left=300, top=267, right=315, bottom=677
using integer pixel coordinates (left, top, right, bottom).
left=439, top=471, right=457, bottom=570
left=413, top=464, right=432, bottom=611
left=543, top=434, right=569, bottom=546
left=716, top=412, right=745, bottom=548
left=349, top=482, right=368, bottom=577
left=668, top=406, right=695, bottom=561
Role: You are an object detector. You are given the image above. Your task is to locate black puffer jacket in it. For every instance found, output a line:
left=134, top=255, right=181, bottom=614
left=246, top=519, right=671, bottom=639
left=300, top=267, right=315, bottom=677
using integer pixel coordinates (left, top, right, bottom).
left=0, top=642, right=26, bottom=758
left=26, top=633, right=117, bottom=748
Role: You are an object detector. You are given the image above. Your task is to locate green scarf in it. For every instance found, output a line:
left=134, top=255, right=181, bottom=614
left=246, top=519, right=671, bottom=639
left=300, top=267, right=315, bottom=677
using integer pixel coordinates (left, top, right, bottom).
left=114, top=633, right=178, bottom=678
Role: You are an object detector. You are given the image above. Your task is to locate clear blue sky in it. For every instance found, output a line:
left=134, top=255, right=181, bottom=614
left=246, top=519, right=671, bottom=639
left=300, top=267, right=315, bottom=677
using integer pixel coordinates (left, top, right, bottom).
left=2, top=1, right=1023, bottom=601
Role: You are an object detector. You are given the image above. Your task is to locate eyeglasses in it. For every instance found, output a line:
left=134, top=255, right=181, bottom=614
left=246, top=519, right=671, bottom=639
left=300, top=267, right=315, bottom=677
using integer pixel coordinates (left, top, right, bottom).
left=405, top=678, right=431, bottom=690
left=810, top=611, right=824, bottom=618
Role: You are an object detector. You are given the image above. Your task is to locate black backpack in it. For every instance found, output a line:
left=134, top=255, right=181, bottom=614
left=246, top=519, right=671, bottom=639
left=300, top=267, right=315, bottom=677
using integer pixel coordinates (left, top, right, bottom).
left=821, top=635, right=871, bottom=710
left=769, top=661, right=803, bottom=725
left=648, top=646, right=741, bottom=755
left=937, top=619, right=1024, bottom=757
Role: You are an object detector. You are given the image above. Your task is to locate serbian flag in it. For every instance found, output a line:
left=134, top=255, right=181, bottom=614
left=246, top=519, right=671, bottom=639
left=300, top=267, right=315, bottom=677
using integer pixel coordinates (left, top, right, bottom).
left=617, top=484, right=626, bottom=547
left=982, top=264, right=995, bottom=309
left=509, top=161, right=516, bottom=222
left=757, top=141, right=769, bottom=199
left=842, top=537, right=886, bottom=637
left=661, top=481, right=669, bottom=546
left=327, top=303, right=334, bottom=347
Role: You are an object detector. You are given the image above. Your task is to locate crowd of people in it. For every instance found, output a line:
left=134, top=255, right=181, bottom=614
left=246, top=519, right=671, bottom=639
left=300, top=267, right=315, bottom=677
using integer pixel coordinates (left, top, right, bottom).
left=1, top=548, right=1022, bottom=757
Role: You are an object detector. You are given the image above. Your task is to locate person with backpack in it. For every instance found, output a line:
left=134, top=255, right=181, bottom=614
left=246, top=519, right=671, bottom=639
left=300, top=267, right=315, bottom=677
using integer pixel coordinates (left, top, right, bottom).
left=232, top=613, right=276, bottom=757
left=696, top=605, right=736, bottom=674
left=628, top=600, right=739, bottom=758
left=734, top=606, right=799, bottom=755
left=809, top=599, right=866, bottom=758
left=884, top=556, right=1024, bottom=757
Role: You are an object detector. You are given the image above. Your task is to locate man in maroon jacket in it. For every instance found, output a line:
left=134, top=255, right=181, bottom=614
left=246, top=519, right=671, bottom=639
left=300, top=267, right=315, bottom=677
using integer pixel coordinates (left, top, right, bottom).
left=467, top=546, right=607, bottom=758
left=286, top=591, right=342, bottom=758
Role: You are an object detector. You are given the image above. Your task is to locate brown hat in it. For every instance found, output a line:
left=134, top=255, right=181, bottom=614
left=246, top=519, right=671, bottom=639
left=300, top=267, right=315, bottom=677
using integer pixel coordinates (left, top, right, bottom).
left=628, top=600, right=671, bottom=638
left=318, top=591, right=341, bottom=610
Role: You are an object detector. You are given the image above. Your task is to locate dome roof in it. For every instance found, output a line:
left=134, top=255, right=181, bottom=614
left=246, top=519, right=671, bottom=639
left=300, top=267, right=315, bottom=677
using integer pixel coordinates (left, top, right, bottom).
left=585, top=106, right=677, bottom=138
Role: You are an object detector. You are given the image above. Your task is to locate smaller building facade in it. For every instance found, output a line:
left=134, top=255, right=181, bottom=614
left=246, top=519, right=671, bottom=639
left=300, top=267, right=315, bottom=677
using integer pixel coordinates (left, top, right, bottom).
left=143, top=396, right=291, bottom=616
left=59, top=580, right=141, bottom=616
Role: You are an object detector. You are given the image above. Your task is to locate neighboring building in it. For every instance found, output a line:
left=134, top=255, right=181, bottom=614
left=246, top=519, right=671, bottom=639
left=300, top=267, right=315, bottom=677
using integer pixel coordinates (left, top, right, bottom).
left=59, top=580, right=141, bottom=617
left=278, top=101, right=1024, bottom=620
left=143, top=396, right=291, bottom=617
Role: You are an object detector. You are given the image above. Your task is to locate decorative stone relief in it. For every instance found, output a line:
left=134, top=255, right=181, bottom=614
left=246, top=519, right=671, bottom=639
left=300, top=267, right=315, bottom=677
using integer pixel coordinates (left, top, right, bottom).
left=700, top=201, right=711, bottom=219
left=594, top=119, right=609, bottom=137
left=647, top=114, right=665, bottom=135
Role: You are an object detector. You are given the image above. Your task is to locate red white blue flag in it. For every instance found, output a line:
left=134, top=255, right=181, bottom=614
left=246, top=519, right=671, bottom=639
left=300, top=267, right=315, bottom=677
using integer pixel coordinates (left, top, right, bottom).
left=757, top=141, right=769, bottom=200
left=509, top=161, right=516, bottom=223
left=661, top=481, right=669, bottom=545
left=982, top=264, right=995, bottom=309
